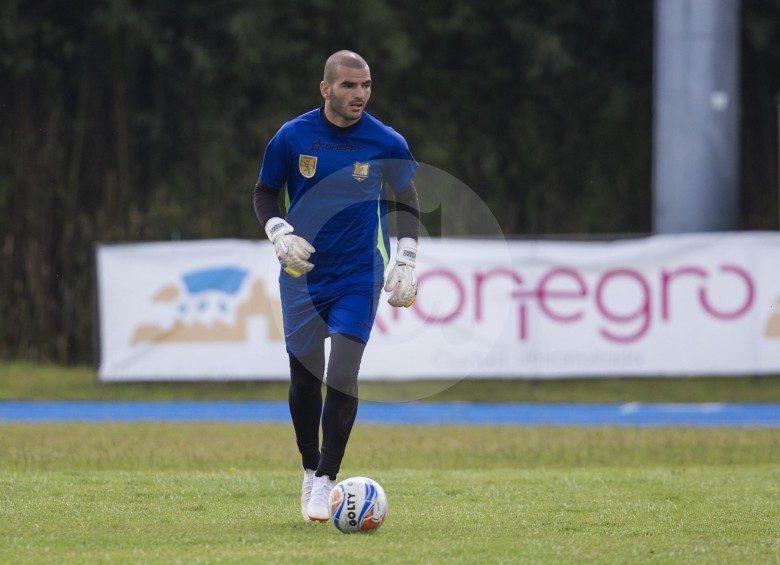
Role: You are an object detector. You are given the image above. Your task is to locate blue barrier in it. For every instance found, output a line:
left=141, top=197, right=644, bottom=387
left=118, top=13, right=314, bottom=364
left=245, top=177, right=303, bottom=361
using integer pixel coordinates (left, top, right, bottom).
left=0, top=401, right=778, bottom=427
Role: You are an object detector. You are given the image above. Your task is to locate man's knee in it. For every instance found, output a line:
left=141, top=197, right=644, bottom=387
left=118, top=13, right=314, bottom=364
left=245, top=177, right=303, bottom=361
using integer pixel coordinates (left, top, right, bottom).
left=289, top=345, right=325, bottom=395
left=326, top=333, right=365, bottom=396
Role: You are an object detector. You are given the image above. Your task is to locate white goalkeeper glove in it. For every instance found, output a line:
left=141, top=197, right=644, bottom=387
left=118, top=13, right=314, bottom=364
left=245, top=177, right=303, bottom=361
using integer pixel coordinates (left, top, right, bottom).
left=265, top=217, right=315, bottom=278
left=385, top=238, right=418, bottom=307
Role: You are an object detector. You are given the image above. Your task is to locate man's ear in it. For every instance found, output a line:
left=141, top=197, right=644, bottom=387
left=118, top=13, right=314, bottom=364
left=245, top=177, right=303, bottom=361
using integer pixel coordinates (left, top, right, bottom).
left=319, top=81, right=329, bottom=100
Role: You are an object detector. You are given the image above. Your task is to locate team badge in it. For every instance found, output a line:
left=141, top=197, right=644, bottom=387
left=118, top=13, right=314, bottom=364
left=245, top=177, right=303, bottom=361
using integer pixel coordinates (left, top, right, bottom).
left=299, top=155, right=317, bottom=179
left=352, top=162, right=370, bottom=182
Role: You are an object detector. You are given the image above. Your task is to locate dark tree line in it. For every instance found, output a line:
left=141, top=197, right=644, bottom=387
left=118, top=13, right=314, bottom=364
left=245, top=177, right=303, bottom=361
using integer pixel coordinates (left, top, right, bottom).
left=1, top=0, right=778, bottom=363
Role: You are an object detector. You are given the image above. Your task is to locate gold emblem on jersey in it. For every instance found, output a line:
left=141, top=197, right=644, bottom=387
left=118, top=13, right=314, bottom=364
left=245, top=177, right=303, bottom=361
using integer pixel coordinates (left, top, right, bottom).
left=352, top=162, right=370, bottom=182
left=299, top=155, right=317, bottom=179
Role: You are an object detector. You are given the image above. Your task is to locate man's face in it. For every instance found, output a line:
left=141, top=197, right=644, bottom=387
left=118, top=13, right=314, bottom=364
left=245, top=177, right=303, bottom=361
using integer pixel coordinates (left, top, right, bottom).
left=321, top=64, right=372, bottom=127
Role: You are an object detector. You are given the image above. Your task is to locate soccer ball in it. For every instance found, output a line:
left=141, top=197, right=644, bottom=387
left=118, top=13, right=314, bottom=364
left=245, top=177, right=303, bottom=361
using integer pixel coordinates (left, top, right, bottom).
left=328, top=476, right=388, bottom=534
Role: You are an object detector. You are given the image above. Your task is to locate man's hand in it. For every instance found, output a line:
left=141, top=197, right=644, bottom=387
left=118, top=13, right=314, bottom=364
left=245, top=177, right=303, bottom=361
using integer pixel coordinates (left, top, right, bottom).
left=385, top=238, right=417, bottom=307
left=264, top=217, right=315, bottom=277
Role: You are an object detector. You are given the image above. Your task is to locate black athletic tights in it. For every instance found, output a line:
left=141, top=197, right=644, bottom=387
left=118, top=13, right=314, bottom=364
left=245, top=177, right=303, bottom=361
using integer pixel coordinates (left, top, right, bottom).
left=288, top=333, right=365, bottom=480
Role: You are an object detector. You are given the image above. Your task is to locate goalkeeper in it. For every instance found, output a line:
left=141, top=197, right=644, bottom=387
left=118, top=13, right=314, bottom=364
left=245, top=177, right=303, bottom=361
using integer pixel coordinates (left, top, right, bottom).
left=253, top=50, right=420, bottom=523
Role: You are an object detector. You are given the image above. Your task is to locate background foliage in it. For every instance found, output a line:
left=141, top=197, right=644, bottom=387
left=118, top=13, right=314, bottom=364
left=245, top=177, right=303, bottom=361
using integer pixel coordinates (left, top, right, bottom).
left=1, top=0, right=779, bottom=363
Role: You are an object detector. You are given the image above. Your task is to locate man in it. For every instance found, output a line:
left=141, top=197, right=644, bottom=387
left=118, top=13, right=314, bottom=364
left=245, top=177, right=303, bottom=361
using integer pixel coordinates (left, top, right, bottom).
left=253, top=50, right=421, bottom=522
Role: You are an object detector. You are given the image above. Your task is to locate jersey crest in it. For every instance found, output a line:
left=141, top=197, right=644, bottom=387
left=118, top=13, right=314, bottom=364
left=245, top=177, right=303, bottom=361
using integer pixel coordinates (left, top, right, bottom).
left=352, top=162, right=370, bottom=182
left=299, top=155, right=317, bottom=178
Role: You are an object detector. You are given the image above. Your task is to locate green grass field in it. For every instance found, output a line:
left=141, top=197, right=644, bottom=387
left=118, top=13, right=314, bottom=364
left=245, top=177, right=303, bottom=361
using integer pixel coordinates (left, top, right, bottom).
left=4, top=361, right=780, bottom=403
left=2, top=363, right=780, bottom=563
left=1, top=424, right=779, bottom=564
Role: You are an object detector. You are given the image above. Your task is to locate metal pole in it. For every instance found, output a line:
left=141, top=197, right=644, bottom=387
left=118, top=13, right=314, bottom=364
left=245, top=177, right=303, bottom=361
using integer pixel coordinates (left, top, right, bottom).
left=653, top=0, right=741, bottom=233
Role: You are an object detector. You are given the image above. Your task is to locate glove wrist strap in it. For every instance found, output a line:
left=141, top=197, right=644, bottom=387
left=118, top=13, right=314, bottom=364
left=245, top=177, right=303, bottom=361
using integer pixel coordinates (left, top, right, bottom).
left=395, top=237, right=417, bottom=268
left=265, top=217, right=294, bottom=243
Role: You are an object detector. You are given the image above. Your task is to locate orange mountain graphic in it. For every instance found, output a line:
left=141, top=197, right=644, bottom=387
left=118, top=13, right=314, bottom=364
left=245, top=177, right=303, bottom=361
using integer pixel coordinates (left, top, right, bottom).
left=131, top=279, right=283, bottom=344
left=764, top=297, right=780, bottom=338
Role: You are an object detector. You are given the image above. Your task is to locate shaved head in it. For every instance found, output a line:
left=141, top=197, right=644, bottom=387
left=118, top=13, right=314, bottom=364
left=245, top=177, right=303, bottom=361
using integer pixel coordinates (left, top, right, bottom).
left=320, top=50, right=372, bottom=127
left=323, top=50, right=370, bottom=84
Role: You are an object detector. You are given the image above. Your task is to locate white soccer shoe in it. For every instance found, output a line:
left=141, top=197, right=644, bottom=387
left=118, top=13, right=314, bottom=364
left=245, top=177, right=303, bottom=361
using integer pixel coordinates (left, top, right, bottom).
left=301, top=468, right=316, bottom=521
left=307, top=474, right=336, bottom=522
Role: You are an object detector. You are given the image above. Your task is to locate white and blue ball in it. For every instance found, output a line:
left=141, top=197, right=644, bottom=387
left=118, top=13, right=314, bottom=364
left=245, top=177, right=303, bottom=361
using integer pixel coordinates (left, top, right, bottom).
left=328, top=476, right=388, bottom=533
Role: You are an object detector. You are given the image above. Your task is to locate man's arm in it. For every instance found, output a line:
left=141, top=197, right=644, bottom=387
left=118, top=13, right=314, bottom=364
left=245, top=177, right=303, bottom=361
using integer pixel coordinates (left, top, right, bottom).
left=385, top=181, right=421, bottom=307
left=253, top=181, right=283, bottom=227
left=254, top=182, right=315, bottom=278
left=393, top=181, right=420, bottom=241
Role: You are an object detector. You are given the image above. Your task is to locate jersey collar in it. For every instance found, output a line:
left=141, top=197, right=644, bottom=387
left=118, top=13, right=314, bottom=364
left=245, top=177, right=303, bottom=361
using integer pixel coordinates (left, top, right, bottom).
left=319, top=107, right=363, bottom=133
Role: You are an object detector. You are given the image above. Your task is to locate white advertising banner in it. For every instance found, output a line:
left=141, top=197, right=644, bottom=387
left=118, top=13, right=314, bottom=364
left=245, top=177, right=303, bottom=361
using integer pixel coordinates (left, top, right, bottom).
left=96, top=233, right=780, bottom=381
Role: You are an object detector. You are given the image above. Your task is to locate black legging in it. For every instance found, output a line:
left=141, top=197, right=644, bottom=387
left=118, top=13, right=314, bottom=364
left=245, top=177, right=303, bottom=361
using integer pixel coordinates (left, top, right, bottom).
left=288, top=333, right=365, bottom=479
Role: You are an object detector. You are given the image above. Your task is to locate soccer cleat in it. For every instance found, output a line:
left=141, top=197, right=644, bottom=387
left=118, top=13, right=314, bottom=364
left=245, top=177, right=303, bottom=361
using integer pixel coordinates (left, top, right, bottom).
left=300, top=468, right=316, bottom=521
left=307, top=474, right=336, bottom=522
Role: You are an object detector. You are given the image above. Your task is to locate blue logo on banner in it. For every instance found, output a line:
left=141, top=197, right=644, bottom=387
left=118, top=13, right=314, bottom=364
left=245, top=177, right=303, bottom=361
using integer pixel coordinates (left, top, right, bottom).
left=182, top=267, right=248, bottom=295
